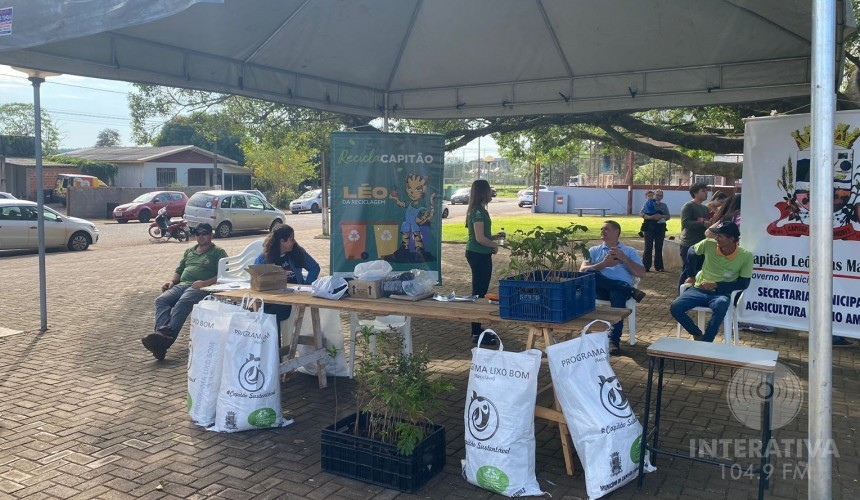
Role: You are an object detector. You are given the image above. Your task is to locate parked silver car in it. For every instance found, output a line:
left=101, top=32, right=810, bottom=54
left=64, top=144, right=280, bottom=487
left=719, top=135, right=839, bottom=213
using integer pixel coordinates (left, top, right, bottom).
left=289, top=189, right=330, bottom=214
left=449, top=187, right=471, bottom=205
left=184, top=190, right=285, bottom=238
left=0, top=200, right=99, bottom=251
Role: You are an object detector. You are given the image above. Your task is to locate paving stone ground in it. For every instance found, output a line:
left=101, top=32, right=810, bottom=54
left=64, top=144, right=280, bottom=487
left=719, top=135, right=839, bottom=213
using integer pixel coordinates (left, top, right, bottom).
left=0, top=228, right=857, bottom=499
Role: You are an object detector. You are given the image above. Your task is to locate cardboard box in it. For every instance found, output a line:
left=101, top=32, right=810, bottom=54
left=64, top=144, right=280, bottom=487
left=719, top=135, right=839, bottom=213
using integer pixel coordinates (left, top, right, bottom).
left=348, top=279, right=384, bottom=299
left=247, top=264, right=290, bottom=291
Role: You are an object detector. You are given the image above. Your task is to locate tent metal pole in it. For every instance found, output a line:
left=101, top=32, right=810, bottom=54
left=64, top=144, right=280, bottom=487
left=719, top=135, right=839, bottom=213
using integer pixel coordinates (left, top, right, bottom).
left=383, top=93, right=389, bottom=132
left=29, top=76, right=49, bottom=333
left=810, top=1, right=834, bottom=498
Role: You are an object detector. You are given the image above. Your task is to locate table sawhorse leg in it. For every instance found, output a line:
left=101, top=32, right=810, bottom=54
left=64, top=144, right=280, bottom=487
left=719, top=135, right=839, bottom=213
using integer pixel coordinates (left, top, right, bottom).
left=280, top=305, right=327, bottom=388
left=526, top=326, right=575, bottom=476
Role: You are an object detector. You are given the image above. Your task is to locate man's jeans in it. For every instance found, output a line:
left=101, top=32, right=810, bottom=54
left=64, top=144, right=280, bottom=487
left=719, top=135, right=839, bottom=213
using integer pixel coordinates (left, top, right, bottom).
left=669, top=286, right=729, bottom=342
left=587, top=271, right=631, bottom=345
left=154, top=284, right=209, bottom=339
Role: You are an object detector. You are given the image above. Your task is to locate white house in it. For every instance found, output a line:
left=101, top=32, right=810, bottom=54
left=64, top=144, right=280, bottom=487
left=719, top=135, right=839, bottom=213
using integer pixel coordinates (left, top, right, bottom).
left=63, top=145, right=251, bottom=189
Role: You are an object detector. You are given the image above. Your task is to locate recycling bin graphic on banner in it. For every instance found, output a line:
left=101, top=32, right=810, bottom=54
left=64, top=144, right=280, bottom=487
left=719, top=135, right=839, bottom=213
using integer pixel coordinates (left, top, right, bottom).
left=330, top=132, right=444, bottom=283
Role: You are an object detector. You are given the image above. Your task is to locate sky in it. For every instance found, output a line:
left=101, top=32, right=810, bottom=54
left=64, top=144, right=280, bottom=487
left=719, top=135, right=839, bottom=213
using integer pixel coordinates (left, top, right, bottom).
left=0, top=64, right=498, bottom=158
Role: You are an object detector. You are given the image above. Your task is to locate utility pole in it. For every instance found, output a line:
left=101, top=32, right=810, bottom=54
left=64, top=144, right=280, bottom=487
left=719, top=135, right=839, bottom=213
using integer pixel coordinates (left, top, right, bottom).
left=625, top=149, right=634, bottom=214
left=477, top=136, right=482, bottom=179
left=212, top=141, right=219, bottom=188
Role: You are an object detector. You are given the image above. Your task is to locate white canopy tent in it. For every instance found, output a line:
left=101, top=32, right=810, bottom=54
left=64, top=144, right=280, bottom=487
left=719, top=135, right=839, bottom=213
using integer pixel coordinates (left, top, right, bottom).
left=0, top=1, right=854, bottom=497
left=0, top=0, right=853, bottom=119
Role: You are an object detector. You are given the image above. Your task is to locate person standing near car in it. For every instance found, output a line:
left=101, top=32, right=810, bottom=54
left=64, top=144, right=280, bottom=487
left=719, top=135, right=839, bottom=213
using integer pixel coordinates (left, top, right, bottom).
left=465, top=179, right=502, bottom=346
left=641, top=189, right=670, bottom=272
left=142, top=223, right=227, bottom=361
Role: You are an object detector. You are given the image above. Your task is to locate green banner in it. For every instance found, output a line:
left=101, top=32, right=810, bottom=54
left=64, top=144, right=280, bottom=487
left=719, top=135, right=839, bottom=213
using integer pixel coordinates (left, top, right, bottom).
left=330, top=132, right=444, bottom=283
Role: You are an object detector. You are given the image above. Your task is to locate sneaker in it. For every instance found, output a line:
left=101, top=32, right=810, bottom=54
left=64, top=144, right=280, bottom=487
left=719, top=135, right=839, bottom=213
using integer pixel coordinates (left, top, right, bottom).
left=472, top=333, right=498, bottom=347
left=833, top=337, right=854, bottom=347
left=141, top=333, right=172, bottom=360
left=609, top=343, right=622, bottom=356
left=629, top=288, right=646, bottom=303
left=638, top=231, right=644, bottom=237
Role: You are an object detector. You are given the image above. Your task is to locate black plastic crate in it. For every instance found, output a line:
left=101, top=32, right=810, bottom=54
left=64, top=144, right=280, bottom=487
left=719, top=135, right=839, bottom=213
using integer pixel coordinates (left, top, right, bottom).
left=499, top=270, right=596, bottom=323
left=321, top=413, right=446, bottom=492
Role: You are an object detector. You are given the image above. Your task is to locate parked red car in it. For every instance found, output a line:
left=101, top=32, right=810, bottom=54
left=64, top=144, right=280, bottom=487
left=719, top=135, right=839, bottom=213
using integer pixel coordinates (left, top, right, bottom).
left=112, top=191, right=188, bottom=223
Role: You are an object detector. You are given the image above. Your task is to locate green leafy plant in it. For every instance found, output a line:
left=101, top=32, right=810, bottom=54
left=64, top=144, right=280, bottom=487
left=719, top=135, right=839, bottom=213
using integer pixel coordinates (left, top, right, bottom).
left=499, top=223, right=591, bottom=281
left=49, top=155, right=118, bottom=185
left=351, top=324, right=454, bottom=456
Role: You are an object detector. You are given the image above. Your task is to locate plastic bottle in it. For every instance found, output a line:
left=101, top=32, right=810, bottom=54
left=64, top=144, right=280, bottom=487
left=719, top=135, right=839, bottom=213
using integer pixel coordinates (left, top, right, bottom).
left=498, top=227, right=506, bottom=246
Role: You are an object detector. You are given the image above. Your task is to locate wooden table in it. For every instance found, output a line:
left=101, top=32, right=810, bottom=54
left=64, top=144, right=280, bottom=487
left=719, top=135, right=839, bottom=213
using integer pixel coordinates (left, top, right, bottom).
left=637, top=338, right=778, bottom=500
left=215, top=288, right=630, bottom=475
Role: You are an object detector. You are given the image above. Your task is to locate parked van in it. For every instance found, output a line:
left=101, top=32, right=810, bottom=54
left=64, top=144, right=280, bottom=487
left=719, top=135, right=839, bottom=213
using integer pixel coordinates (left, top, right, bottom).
left=184, top=190, right=286, bottom=238
left=53, top=174, right=107, bottom=205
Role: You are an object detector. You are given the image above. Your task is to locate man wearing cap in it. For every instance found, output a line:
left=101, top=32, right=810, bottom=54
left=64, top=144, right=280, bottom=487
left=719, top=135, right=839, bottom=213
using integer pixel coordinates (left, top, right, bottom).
left=142, top=223, right=228, bottom=360
left=670, top=221, right=752, bottom=342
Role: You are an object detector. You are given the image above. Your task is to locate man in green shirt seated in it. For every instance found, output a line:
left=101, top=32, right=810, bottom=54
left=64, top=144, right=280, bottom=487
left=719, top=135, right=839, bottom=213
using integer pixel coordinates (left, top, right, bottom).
left=670, top=220, right=752, bottom=342
left=142, top=223, right=228, bottom=360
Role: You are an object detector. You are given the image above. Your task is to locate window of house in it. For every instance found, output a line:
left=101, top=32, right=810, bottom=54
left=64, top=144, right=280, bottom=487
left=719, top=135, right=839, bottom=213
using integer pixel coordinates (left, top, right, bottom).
left=188, top=168, right=207, bottom=186
left=156, top=168, right=177, bottom=187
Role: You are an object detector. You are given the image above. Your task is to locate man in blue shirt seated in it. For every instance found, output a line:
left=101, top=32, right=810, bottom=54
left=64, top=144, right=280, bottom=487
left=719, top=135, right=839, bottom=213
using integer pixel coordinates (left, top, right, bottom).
left=580, top=220, right=647, bottom=356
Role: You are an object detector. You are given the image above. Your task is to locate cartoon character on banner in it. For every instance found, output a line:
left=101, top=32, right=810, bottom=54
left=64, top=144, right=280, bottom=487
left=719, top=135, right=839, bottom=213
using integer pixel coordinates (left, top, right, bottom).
left=769, top=124, right=860, bottom=240
left=388, top=173, right=437, bottom=262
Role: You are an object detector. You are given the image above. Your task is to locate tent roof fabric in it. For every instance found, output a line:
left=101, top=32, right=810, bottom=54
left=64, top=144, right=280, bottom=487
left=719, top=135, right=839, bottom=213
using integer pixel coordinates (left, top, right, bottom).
left=0, top=0, right=854, bottom=118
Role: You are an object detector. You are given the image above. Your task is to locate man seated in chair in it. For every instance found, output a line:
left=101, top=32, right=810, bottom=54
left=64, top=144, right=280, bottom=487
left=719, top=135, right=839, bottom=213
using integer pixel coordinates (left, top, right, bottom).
left=580, top=220, right=647, bottom=356
left=670, top=220, right=752, bottom=342
left=142, top=223, right=227, bottom=361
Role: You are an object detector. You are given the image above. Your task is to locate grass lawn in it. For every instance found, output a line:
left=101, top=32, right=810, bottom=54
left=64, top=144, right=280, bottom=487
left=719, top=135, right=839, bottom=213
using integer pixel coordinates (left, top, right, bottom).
left=442, top=214, right=681, bottom=243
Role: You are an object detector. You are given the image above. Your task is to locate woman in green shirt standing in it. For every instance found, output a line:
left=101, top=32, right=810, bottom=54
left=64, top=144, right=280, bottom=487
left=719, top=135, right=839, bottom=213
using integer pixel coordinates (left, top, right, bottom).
left=465, top=179, right=501, bottom=345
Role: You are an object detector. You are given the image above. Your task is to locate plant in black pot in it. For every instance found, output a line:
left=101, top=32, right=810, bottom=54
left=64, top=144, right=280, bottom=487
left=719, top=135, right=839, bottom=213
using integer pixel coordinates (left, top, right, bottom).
left=497, top=223, right=595, bottom=323
left=321, top=324, right=454, bottom=492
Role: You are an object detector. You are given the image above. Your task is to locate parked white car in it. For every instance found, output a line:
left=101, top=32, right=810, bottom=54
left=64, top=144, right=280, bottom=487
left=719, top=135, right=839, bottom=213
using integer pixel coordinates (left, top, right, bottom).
left=0, top=192, right=16, bottom=199
left=289, top=189, right=330, bottom=214
left=517, top=185, right=548, bottom=207
left=184, top=190, right=286, bottom=238
left=0, top=200, right=99, bottom=251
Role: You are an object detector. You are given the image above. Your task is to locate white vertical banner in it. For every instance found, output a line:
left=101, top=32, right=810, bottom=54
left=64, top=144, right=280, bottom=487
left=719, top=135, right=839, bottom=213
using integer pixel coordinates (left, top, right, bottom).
left=740, top=112, right=860, bottom=338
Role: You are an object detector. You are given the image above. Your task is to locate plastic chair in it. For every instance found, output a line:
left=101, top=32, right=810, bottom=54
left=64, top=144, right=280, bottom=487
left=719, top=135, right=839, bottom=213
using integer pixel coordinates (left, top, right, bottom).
left=348, top=315, right=412, bottom=378
left=675, top=283, right=741, bottom=345
left=595, top=276, right=639, bottom=345
left=217, top=239, right=264, bottom=282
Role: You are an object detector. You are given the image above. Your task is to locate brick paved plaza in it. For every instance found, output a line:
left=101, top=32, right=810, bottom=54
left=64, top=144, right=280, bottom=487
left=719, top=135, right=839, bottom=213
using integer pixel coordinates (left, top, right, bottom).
left=0, top=226, right=857, bottom=499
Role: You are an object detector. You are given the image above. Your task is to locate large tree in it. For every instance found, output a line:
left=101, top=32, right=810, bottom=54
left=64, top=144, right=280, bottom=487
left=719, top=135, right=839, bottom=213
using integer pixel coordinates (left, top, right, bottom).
left=95, top=128, right=121, bottom=147
left=128, top=85, right=371, bottom=170
left=153, top=112, right=246, bottom=165
left=0, top=102, right=61, bottom=155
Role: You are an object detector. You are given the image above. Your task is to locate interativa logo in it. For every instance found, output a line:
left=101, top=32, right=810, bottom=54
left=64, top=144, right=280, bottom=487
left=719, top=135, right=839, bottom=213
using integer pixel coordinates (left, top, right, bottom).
left=727, top=361, right=803, bottom=430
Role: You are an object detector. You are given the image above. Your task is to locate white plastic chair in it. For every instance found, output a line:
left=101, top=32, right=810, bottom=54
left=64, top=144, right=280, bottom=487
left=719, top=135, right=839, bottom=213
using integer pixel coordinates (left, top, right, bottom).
left=595, top=276, right=639, bottom=345
left=675, top=283, right=741, bottom=345
left=217, top=239, right=264, bottom=282
left=348, top=314, right=412, bottom=378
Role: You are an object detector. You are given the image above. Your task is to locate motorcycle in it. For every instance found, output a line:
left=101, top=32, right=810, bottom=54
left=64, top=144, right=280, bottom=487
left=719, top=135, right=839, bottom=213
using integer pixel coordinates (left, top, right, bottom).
left=149, top=213, right=190, bottom=242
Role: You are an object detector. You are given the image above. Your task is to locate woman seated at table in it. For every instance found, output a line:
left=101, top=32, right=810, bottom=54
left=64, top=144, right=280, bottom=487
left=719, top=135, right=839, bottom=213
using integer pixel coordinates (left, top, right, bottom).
left=255, top=224, right=321, bottom=334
